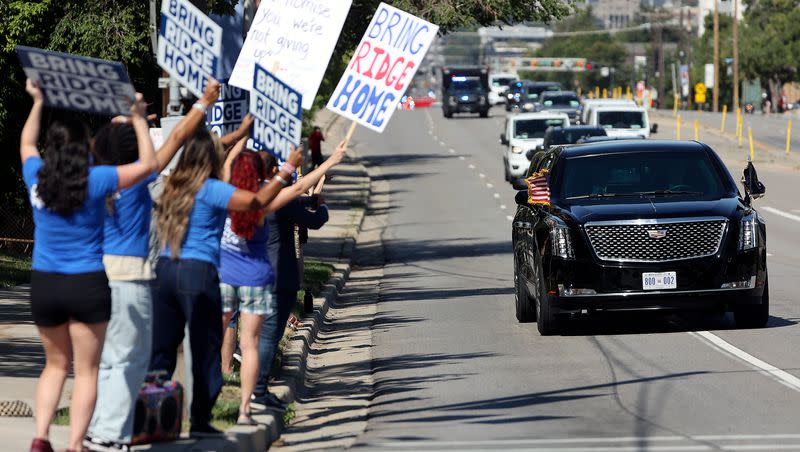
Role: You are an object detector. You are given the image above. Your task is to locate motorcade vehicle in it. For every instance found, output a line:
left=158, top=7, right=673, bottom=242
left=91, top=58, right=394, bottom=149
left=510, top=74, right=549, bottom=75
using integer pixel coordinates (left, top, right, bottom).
left=537, top=91, right=582, bottom=124
left=511, top=140, right=768, bottom=335
left=579, top=99, right=636, bottom=125
left=501, top=112, right=570, bottom=189
left=506, top=81, right=561, bottom=112
left=441, top=66, right=490, bottom=118
left=539, top=125, right=607, bottom=152
left=589, top=106, right=656, bottom=139
left=576, top=135, right=645, bottom=144
left=489, top=72, right=518, bottom=105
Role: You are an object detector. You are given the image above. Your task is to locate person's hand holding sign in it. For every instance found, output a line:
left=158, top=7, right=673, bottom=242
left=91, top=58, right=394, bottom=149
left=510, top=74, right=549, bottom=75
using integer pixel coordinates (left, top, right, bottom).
left=287, top=146, right=304, bottom=169
left=25, top=79, right=44, bottom=104
left=200, top=77, right=221, bottom=108
left=328, top=140, right=348, bottom=166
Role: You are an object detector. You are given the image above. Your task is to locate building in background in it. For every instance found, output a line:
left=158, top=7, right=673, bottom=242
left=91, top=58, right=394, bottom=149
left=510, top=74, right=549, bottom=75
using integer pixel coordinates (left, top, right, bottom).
left=584, top=0, right=642, bottom=29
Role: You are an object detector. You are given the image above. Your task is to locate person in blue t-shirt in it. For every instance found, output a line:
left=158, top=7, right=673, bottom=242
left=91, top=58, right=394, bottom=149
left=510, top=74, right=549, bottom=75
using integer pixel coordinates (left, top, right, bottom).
left=83, top=80, right=242, bottom=452
left=218, top=140, right=346, bottom=425
left=21, top=81, right=158, bottom=452
left=149, top=121, right=303, bottom=437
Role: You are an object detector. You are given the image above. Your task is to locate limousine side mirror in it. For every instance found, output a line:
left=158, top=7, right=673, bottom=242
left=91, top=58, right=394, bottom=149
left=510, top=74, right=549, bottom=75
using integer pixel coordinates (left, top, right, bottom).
left=515, top=190, right=529, bottom=206
left=742, top=161, right=766, bottom=201
left=650, top=123, right=658, bottom=134
left=500, top=133, right=508, bottom=145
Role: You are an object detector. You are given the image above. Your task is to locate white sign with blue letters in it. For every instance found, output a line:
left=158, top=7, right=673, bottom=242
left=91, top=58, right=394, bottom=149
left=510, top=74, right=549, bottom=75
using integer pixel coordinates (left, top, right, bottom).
left=249, top=64, right=302, bottom=162
left=157, top=0, right=222, bottom=98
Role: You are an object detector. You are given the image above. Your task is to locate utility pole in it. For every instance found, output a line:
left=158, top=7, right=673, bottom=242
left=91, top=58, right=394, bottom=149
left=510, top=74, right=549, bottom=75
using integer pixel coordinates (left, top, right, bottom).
left=654, top=24, right=665, bottom=109
left=713, top=0, right=720, bottom=112
left=733, top=0, right=740, bottom=111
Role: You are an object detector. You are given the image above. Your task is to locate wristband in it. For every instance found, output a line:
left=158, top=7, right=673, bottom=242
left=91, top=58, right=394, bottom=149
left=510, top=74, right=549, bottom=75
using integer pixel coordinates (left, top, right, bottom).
left=274, top=175, right=289, bottom=186
left=282, top=162, right=296, bottom=174
left=191, top=102, right=207, bottom=113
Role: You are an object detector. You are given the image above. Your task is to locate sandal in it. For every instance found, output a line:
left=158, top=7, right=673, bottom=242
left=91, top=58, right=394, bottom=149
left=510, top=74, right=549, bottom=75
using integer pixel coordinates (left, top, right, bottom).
left=237, top=412, right=258, bottom=426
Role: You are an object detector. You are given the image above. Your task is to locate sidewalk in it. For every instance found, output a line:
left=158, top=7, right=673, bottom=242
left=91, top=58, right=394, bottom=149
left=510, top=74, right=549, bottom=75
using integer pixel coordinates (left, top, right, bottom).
left=0, top=110, right=371, bottom=451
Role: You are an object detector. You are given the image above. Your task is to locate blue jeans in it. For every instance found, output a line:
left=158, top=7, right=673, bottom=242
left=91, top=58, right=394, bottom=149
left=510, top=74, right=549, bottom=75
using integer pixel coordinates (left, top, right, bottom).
left=254, top=290, right=296, bottom=395
left=150, top=259, right=222, bottom=426
left=88, top=280, right=153, bottom=443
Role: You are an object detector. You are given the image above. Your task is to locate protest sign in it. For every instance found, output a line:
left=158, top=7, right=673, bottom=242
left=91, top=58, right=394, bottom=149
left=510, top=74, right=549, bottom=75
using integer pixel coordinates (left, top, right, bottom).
left=229, top=0, right=352, bottom=110
left=326, top=3, right=438, bottom=133
left=249, top=64, right=302, bottom=161
left=16, top=46, right=136, bottom=116
left=209, top=2, right=244, bottom=80
left=158, top=0, right=222, bottom=98
left=206, top=82, right=248, bottom=136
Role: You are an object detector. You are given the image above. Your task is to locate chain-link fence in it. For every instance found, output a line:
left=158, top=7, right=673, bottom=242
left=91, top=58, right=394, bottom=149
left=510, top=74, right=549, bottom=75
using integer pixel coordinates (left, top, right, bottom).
left=0, top=204, right=34, bottom=256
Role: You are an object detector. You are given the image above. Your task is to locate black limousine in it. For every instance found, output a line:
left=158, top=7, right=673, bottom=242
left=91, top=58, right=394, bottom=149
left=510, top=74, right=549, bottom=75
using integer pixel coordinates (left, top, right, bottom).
left=512, top=140, right=768, bottom=335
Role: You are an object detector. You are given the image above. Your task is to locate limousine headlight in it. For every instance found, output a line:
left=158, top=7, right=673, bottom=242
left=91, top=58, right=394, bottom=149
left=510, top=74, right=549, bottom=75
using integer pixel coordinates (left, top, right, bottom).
left=512, top=146, right=524, bottom=154
left=545, top=218, right=575, bottom=259
left=739, top=213, right=758, bottom=251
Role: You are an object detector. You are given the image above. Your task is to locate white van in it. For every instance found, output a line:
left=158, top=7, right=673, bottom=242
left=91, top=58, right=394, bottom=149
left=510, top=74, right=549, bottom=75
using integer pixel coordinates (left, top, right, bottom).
left=589, top=106, right=653, bottom=139
left=488, top=72, right=518, bottom=105
left=580, top=99, right=636, bottom=125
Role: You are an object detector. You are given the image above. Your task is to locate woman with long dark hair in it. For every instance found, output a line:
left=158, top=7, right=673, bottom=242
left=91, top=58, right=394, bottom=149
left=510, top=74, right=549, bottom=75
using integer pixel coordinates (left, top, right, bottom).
left=81, top=80, right=223, bottom=452
left=21, top=80, right=158, bottom=452
left=218, top=138, right=346, bottom=424
left=150, top=119, right=303, bottom=436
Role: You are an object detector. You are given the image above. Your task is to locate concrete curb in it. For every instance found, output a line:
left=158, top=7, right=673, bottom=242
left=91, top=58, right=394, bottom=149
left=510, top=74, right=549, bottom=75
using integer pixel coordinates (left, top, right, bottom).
left=142, top=112, right=370, bottom=452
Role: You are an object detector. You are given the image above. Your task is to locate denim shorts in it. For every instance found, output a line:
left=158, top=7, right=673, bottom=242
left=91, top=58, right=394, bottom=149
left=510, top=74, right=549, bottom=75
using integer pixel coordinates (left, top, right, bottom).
left=220, top=283, right=274, bottom=315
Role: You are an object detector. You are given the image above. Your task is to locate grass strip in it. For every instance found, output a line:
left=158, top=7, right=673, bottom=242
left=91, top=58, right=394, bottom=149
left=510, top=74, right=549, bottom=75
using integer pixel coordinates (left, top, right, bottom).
left=0, top=251, right=31, bottom=288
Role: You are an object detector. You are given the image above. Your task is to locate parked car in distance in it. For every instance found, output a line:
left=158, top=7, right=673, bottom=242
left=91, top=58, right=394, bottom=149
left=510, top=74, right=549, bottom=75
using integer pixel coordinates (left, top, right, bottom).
left=489, top=72, right=518, bottom=105
left=589, top=105, right=656, bottom=139
left=512, top=140, right=768, bottom=335
left=537, top=91, right=582, bottom=124
left=501, top=112, right=570, bottom=189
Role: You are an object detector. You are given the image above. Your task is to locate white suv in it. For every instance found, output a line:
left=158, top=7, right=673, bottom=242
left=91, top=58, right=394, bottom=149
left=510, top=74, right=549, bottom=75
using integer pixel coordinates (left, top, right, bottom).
left=488, top=72, right=517, bottom=105
left=501, top=112, right=570, bottom=189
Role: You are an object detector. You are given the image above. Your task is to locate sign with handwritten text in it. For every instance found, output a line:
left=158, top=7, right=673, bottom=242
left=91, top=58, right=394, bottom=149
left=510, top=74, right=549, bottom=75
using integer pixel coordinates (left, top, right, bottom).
left=158, top=0, right=222, bottom=98
left=250, top=64, right=302, bottom=161
left=206, top=82, right=248, bottom=136
left=229, top=0, right=352, bottom=110
left=326, top=3, right=438, bottom=133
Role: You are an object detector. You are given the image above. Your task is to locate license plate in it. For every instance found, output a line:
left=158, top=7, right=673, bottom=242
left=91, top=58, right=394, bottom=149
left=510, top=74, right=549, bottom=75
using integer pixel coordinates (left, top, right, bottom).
left=642, top=272, right=677, bottom=290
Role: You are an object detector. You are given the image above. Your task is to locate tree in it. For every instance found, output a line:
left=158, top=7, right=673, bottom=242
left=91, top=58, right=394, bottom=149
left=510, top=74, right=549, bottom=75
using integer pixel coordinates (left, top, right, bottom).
left=739, top=0, right=800, bottom=110
left=528, top=8, right=629, bottom=89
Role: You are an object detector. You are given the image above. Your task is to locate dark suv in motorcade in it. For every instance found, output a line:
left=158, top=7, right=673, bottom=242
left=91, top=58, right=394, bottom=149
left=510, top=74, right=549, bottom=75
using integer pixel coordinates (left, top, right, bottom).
left=537, top=90, right=582, bottom=123
left=506, top=81, right=561, bottom=112
left=512, top=140, right=768, bottom=335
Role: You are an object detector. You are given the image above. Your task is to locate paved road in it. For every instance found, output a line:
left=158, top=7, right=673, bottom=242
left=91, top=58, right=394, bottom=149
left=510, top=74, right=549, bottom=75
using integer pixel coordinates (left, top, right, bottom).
left=345, top=106, right=800, bottom=451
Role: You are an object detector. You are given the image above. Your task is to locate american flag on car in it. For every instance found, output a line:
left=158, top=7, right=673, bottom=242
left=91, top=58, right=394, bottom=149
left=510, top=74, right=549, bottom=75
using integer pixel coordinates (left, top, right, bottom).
left=526, top=169, right=550, bottom=205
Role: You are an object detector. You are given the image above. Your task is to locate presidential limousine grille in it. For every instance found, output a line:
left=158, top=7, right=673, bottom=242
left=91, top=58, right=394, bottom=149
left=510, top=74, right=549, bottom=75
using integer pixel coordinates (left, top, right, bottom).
left=584, top=219, right=728, bottom=262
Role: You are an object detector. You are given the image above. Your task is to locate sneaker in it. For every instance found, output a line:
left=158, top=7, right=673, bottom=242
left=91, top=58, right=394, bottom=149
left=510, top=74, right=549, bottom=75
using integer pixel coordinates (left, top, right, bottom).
left=83, top=436, right=130, bottom=452
left=189, top=423, right=224, bottom=438
left=251, top=392, right=286, bottom=410
left=29, top=439, right=54, bottom=452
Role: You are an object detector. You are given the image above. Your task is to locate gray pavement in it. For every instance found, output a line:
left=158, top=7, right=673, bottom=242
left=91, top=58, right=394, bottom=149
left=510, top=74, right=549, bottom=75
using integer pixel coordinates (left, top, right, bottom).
left=278, top=105, right=800, bottom=450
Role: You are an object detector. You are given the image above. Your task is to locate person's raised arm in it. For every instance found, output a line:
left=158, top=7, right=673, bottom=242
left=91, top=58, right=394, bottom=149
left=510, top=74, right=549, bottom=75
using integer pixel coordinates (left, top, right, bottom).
left=20, top=80, right=44, bottom=164
left=221, top=136, right=247, bottom=183
left=220, top=113, right=254, bottom=149
left=115, top=94, right=158, bottom=190
left=155, top=78, right=221, bottom=171
left=264, top=140, right=346, bottom=213
left=227, top=148, right=304, bottom=212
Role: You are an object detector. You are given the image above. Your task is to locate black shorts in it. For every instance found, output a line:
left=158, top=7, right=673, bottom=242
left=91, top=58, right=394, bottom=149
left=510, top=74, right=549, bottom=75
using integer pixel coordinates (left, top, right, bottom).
left=30, top=270, right=111, bottom=327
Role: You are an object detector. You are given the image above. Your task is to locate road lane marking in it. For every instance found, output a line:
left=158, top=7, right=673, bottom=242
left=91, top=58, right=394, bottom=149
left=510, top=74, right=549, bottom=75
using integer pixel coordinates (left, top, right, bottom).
left=468, top=164, right=476, bottom=169
left=479, top=173, right=486, bottom=178
left=500, top=204, right=506, bottom=209
left=433, top=135, right=438, bottom=141
left=486, top=183, right=494, bottom=188
left=762, top=206, right=800, bottom=223
left=382, top=446, right=800, bottom=452
left=506, top=215, right=513, bottom=221
left=458, top=156, right=465, bottom=160
left=493, top=193, right=501, bottom=199
left=375, top=434, right=800, bottom=448
left=767, top=253, right=773, bottom=257
left=448, top=148, right=455, bottom=153
left=689, top=331, right=800, bottom=392
left=439, top=141, right=445, bottom=146
left=428, top=130, right=433, bottom=135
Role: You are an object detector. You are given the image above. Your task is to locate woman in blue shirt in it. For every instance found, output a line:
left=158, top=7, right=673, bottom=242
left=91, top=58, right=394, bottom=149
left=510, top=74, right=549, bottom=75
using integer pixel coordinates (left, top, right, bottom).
left=218, top=139, right=346, bottom=425
left=150, top=120, right=303, bottom=436
left=82, top=80, right=241, bottom=452
left=21, top=81, right=158, bottom=452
